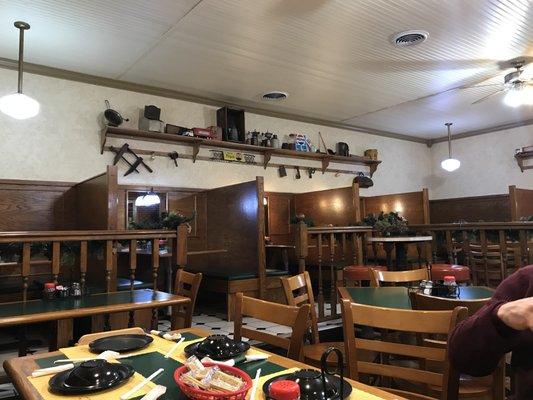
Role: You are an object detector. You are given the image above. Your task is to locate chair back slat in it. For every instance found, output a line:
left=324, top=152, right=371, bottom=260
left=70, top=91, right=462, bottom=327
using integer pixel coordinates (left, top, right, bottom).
left=355, top=338, right=446, bottom=361
left=281, top=271, right=319, bottom=343
left=234, top=293, right=310, bottom=360
left=342, top=299, right=467, bottom=400
left=371, top=267, right=429, bottom=287
left=358, top=361, right=444, bottom=386
left=411, top=292, right=489, bottom=316
left=172, top=270, right=202, bottom=329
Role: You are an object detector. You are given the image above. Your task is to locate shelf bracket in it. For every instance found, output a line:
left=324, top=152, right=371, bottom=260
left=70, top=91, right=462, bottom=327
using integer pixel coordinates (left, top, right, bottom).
left=192, top=142, right=200, bottom=163
left=321, top=158, right=330, bottom=174
left=369, top=163, right=378, bottom=177
left=263, top=151, right=272, bottom=169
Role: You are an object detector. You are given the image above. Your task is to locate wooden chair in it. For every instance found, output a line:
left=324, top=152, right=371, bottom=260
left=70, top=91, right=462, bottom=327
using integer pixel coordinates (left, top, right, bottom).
left=468, top=244, right=518, bottom=287
left=371, top=267, right=430, bottom=287
left=78, top=327, right=145, bottom=345
left=341, top=299, right=468, bottom=400
left=233, top=292, right=310, bottom=361
left=281, top=272, right=344, bottom=366
left=172, top=269, right=203, bottom=329
left=410, top=292, right=505, bottom=400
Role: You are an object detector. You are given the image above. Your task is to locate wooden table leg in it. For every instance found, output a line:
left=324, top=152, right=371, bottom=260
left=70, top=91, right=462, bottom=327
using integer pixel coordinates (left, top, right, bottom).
left=383, top=242, right=394, bottom=270
left=50, top=319, right=73, bottom=351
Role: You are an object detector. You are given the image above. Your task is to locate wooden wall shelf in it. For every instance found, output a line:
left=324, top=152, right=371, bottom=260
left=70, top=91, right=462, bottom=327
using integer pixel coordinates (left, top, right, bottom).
left=515, top=150, right=533, bottom=172
left=101, top=127, right=381, bottom=176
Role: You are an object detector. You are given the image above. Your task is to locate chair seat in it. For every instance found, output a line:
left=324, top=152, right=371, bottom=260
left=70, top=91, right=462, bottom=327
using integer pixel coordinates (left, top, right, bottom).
left=303, top=342, right=345, bottom=366
left=343, top=265, right=387, bottom=282
left=431, top=264, right=470, bottom=282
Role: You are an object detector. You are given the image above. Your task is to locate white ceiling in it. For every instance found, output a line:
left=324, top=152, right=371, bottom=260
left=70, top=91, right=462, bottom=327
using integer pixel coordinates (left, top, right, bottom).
left=0, top=0, right=532, bottom=140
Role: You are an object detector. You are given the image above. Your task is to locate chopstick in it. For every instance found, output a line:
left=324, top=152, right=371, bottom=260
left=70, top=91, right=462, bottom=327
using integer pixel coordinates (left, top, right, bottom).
left=249, top=368, right=261, bottom=400
left=120, top=368, right=164, bottom=400
left=164, top=337, right=184, bottom=359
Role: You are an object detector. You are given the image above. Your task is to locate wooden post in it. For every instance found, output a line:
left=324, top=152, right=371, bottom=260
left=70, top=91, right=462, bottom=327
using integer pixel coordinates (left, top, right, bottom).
left=52, top=242, right=60, bottom=285
left=317, top=233, right=324, bottom=319
left=422, top=188, right=430, bottom=224
left=294, top=222, right=308, bottom=274
left=509, top=185, right=518, bottom=221
left=353, top=182, right=364, bottom=264
left=21, top=243, right=30, bottom=302
left=79, top=241, right=87, bottom=294
left=176, top=225, right=188, bottom=269
left=104, top=240, right=114, bottom=331
left=128, top=239, right=137, bottom=327
left=256, top=176, right=267, bottom=299
left=151, top=238, right=160, bottom=329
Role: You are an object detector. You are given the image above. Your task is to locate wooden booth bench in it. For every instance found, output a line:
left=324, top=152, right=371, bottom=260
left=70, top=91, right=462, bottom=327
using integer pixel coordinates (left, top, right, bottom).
left=190, top=269, right=290, bottom=321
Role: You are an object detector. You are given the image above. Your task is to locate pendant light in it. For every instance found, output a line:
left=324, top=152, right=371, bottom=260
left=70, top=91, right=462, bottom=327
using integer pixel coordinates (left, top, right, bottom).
left=135, top=189, right=160, bottom=207
left=440, top=122, right=461, bottom=172
left=0, top=21, right=40, bottom=120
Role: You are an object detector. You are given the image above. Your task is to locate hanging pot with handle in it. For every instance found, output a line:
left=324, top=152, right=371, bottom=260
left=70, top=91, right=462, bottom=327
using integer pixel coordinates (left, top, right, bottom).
left=104, top=100, right=129, bottom=127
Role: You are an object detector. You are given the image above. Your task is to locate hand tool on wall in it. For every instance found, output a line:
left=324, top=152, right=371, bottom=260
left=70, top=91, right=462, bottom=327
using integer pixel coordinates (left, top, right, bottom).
left=168, top=152, right=179, bottom=167
left=308, top=168, right=316, bottom=178
left=295, top=166, right=301, bottom=179
left=109, top=142, right=153, bottom=176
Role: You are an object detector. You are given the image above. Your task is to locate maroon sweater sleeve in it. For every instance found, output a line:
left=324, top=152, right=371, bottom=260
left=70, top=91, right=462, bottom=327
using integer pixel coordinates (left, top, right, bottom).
left=448, top=268, right=529, bottom=377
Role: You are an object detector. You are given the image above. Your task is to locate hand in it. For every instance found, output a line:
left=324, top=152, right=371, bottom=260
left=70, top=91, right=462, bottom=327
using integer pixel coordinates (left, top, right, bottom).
left=497, top=297, right=533, bottom=331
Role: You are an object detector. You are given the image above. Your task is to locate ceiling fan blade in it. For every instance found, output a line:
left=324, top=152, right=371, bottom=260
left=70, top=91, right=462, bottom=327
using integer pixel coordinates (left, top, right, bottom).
left=460, top=83, right=504, bottom=89
left=471, top=89, right=506, bottom=105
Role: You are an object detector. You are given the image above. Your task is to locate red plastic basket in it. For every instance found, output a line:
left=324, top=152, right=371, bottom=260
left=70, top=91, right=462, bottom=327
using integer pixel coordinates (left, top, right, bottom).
left=174, top=363, right=253, bottom=400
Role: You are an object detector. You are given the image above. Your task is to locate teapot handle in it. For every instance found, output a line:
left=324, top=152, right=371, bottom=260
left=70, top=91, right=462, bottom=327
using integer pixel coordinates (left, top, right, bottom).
left=320, top=347, right=344, bottom=399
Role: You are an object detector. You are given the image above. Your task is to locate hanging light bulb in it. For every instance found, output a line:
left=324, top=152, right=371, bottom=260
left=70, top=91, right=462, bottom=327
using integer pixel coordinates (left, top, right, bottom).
left=0, top=21, right=39, bottom=120
left=440, top=122, right=461, bottom=172
left=135, top=189, right=160, bottom=207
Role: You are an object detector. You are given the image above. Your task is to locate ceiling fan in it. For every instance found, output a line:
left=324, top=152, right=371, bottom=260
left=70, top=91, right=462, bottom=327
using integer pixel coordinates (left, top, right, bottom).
left=468, top=59, right=533, bottom=106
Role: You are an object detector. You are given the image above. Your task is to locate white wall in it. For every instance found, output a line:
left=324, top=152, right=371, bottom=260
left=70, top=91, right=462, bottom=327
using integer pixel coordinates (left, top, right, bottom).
left=428, top=125, right=533, bottom=199
left=0, top=68, right=432, bottom=195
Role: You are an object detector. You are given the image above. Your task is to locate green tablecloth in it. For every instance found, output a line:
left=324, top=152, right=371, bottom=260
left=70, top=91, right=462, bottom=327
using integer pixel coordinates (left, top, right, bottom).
left=344, top=286, right=494, bottom=309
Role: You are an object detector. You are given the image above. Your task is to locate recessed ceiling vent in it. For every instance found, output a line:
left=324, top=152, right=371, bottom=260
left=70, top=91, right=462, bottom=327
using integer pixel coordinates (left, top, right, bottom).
left=262, top=91, right=288, bottom=101
left=391, top=30, right=429, bottom=47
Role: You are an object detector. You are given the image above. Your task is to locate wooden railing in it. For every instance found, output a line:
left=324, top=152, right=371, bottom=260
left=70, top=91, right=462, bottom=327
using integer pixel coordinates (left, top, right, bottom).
left=0, top=226, right=188, bottom=330
left=409, top=222, right=533, bottom=267
left=294, top=223, right=373, bottom=320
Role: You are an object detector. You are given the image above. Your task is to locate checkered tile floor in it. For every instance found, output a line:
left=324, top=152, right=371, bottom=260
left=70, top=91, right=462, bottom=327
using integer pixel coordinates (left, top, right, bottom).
left=156, top=303, right=343, bottom=340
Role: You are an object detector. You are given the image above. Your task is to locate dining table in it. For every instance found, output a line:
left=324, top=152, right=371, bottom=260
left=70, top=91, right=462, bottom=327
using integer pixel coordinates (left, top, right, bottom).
left=0, top=289, right=190, bottom=355
left=338, top=286, right=494, bottom=309
left=4, top=327, right=405, bottom=400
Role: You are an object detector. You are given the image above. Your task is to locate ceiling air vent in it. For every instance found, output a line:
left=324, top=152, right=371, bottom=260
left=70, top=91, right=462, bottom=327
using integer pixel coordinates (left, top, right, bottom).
left=391, top=30, right=429, bottom=47
left=262, top=91, right=288, bottom=101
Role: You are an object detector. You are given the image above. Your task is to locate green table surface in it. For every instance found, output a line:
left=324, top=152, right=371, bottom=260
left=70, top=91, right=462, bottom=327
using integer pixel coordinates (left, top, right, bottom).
left=0, top=289, right=187, bottom=326
left=343, top=286, right=494, bottom=309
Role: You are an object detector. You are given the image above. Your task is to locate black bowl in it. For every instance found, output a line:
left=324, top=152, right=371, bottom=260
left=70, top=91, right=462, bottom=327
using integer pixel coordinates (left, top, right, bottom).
left=262, top=369, right=352, bottom=400
left=184, top=334, right=250, bottom=360
left=89, top=334, right=153, bottom=353
left=49, top=359, right=134, bottom=394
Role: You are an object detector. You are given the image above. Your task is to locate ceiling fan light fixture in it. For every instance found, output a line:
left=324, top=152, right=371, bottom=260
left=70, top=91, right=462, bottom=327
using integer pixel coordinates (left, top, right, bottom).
left=440, top=122, right=460, bottom=172
left=0, top=21, right=39, bottom=120
left=503, top=84, right=533, bottom=107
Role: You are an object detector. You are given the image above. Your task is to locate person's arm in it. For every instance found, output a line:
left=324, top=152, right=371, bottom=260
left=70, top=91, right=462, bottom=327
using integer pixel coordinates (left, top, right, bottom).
left=448, top=268, right=530, bottom=377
